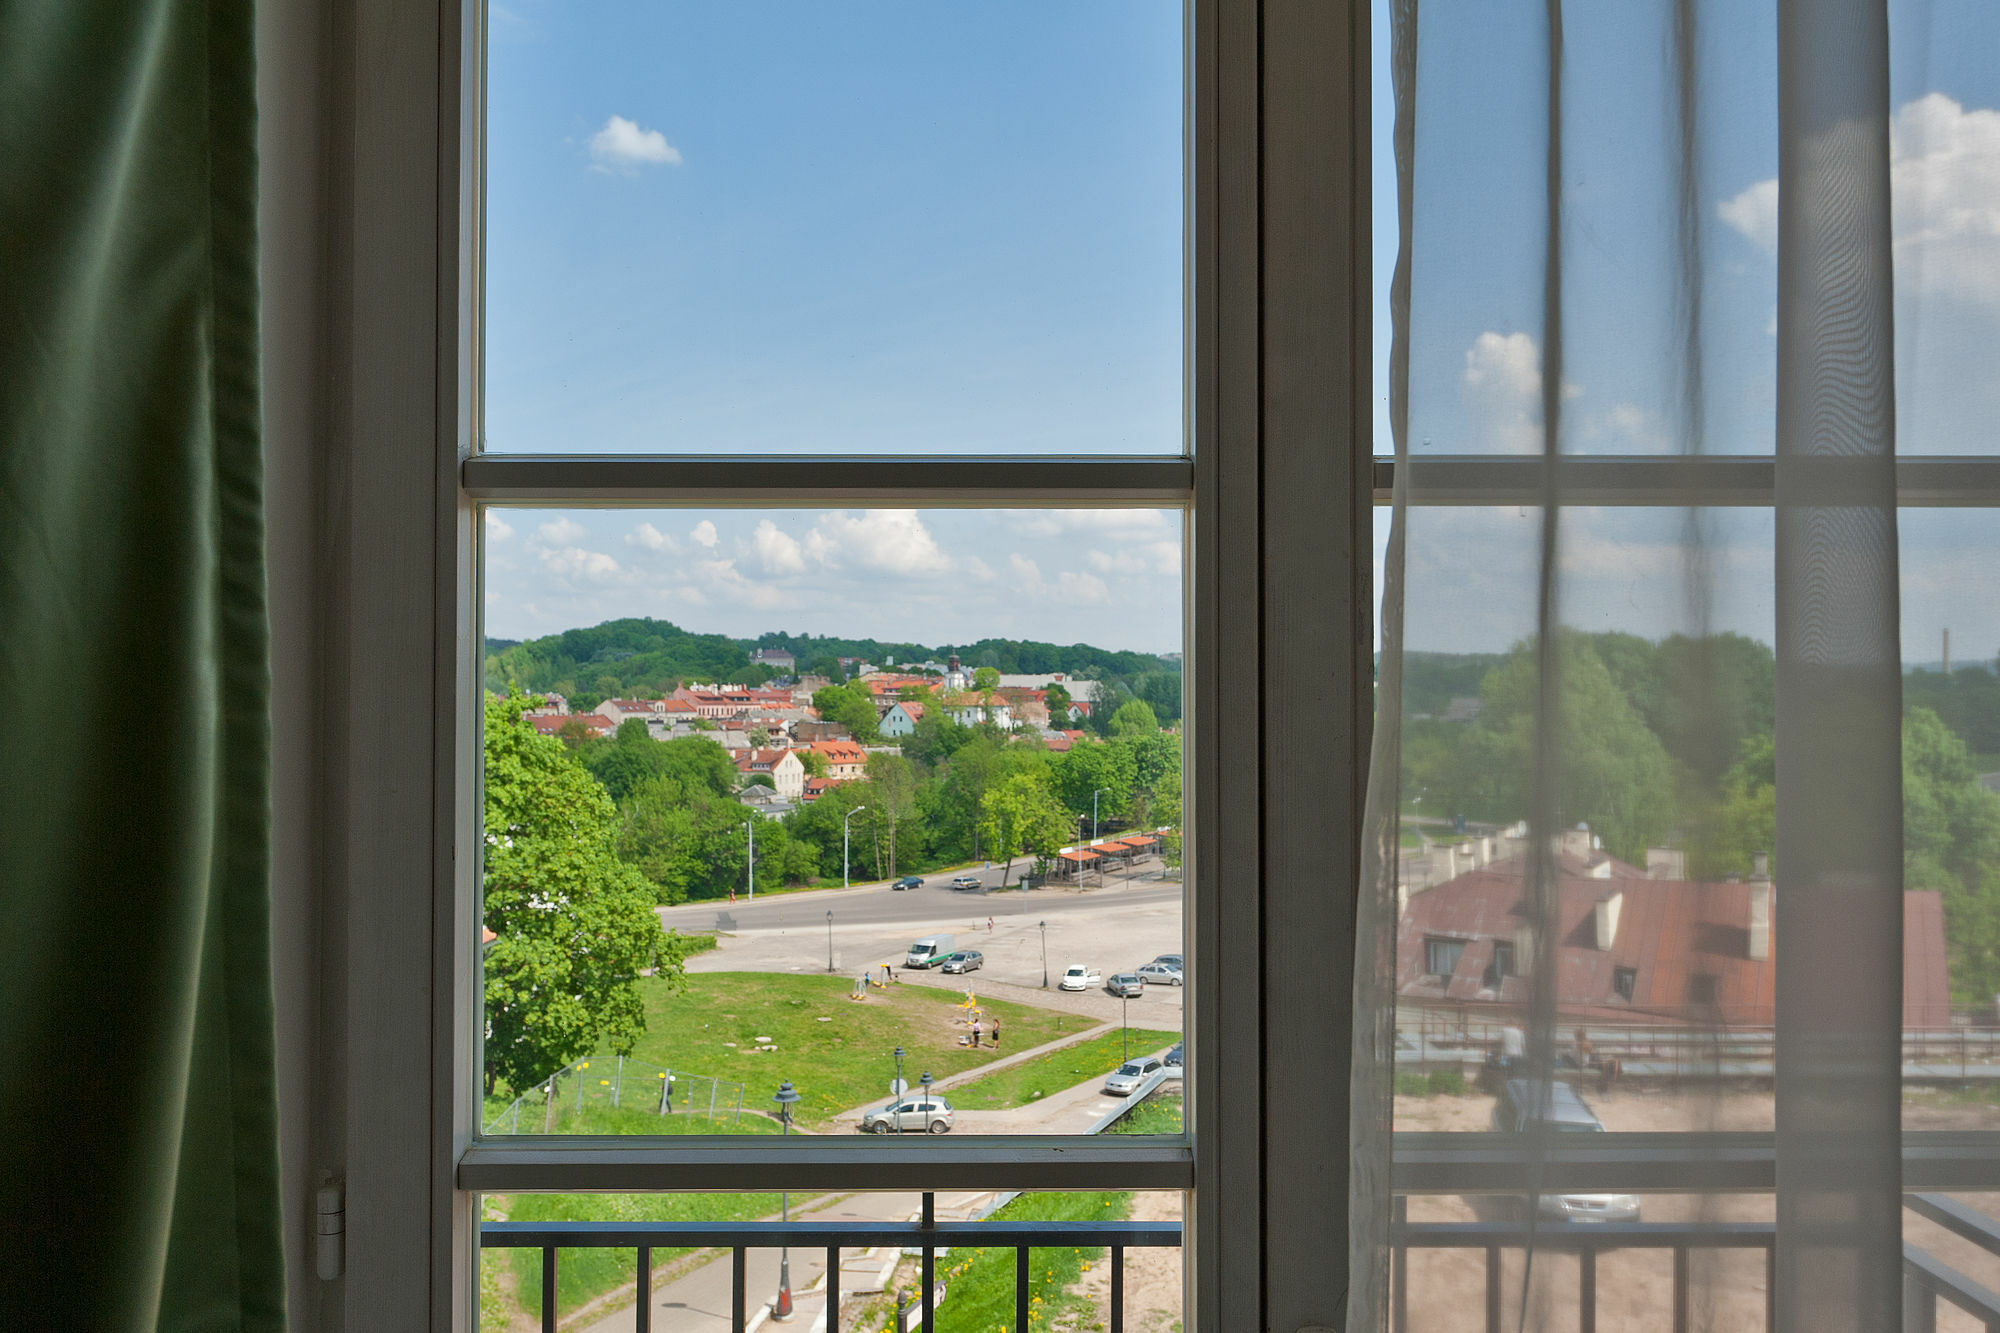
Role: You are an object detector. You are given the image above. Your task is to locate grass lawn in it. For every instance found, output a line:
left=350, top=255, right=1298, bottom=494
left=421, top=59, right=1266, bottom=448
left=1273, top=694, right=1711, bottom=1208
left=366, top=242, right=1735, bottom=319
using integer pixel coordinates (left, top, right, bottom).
left=949, top=1029, right=1181, bottom=1110
left=926, top=1190, right=1133, bottom=1333
left=1110, top=1088, right=1184, bottom=1136
left=616, top=971, right=1082, bottom=1128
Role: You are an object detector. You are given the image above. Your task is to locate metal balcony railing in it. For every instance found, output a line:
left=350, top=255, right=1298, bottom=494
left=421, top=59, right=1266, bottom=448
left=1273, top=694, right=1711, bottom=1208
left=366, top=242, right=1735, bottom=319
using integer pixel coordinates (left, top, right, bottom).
left=481, top=1190, right=1181, bottom=1332
left=1390, top=1193, right=2000, bottom=1333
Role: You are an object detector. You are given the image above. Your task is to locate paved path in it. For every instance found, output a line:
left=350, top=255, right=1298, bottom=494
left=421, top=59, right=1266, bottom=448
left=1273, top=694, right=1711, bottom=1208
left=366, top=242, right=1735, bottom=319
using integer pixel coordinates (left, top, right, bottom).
left=568, top=1190, right=1001, bottom=1333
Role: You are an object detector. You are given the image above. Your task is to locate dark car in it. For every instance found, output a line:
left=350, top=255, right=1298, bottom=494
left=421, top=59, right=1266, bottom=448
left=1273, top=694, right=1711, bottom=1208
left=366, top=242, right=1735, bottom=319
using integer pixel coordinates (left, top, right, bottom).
left=1164, top=1043, right=1183, bottom=1068
left=1106, top=973, right=1144, bottom=998
left=940, top=950, right=984, bottom=975
left=892, top=876, right=923, bottom=891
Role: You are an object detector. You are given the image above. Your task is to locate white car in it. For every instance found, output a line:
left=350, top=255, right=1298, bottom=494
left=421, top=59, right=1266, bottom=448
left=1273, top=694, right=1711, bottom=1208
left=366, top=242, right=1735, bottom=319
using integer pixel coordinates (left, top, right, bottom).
left=1135, top=961, right=1183, bottom=987
left=949, top=874, right=983, bottom=891
left=1104, top=1055, right=1165, bottom=1096
left=1058, top=965, right=1102, bottom=992
left=858, top=1095, right=954, bottom=1135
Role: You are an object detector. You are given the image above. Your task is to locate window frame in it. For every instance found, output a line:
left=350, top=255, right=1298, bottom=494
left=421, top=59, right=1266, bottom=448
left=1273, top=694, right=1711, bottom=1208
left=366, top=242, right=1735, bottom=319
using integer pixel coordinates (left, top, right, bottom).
left=331, top=0, right=1375, bottom=1328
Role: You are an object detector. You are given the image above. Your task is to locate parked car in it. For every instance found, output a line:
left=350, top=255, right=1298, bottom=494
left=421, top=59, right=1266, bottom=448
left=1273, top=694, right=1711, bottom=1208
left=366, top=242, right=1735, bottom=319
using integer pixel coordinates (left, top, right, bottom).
left=1059, top=965, right=1102, bottom=992
left=1106, top=973, right=1144, bottom=998
left=904, top=934, right=954, bottom=968
left=1491, top=1079, right=1641, bottom=1223
left=949, top=874, right=983, bottom=890
left=1104, top=1055, right=1165, bottom=1096
left=1135, top=961, right=1183, bottom=987
left=892, top=876, right=923, bottom=891
left=1150, top=954, right=1183, bottom=970
left=1163, top=1043, right=1184, bottom=1072
left=940, top=950, right=984, bottom=975
left=859, top=1095, right=954, bottom=1135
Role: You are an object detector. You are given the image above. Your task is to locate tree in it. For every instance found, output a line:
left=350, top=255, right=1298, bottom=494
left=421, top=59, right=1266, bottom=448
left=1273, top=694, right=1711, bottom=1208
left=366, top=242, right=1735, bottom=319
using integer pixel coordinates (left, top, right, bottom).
left=1043, top=681, right=1073, bottom=720
left=580, top=718, right=667, bottom=801
left=812, top=683, right=881, bottom=741
left=1108, top=698, right=1160, bottom=738
left=978, top=770, right=1073, bottom=885
left=1053, top=741, right=1137, bottom=826
left=616, top=773, right=696, bottom=905
left=748, top=728, right=770, bottom=749
left=867, top=752, right=919, bottom=876
left=797, top=749, right=830, bottom=779
left=482, top=690, right=671, bottom=1095
left=973, top=665, right=1001, bottom=693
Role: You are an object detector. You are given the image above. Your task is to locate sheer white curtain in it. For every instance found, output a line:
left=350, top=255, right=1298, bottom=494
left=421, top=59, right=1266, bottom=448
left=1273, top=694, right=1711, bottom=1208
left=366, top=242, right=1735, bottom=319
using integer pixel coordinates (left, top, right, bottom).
left=1352, top=1, right=1917, bottom=1328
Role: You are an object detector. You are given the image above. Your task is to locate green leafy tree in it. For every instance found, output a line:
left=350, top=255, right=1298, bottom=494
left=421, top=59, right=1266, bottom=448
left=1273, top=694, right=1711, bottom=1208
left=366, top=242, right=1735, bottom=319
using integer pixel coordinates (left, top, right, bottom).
left=973, top=665, right=1002, bottom=693
left=1043, top=681, right=1073, bottom=720
left=616, top=773, right=696, bottom=905
left=797, top=749, right=830, bottom=779
left=811, top=683, right=882, bottom=741
left=482, top=690, right=670, bottom=1095
left=866, top=752, right=919, bottom=876
left=1108, top=698, right=1160, bottom=738
left=1053, top=741, right=1137, bottom=827
left=901, top=707, right=975, bottom=767
left=580, top=718, right=666, bottom=802
left=978, top=771, right=1073, bottom=884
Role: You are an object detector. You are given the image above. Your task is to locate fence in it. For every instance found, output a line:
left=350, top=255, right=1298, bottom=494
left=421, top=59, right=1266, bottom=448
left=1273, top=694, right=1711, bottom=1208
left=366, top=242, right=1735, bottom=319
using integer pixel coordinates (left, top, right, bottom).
left=482, top=1054, right=746, bottom=1134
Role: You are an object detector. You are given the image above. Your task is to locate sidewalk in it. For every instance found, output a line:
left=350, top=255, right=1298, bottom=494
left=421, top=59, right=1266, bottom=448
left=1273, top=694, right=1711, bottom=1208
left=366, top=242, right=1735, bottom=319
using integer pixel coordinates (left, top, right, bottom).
left=568, top=1190, right=1000, bottom=1333
left=825, top=1022, right=1113, bottom=1126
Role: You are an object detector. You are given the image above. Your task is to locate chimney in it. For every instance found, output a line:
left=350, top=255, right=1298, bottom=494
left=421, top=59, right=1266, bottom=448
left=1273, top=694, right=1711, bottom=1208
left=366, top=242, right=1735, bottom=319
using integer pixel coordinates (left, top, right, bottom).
left=1594, top=891, right=1623, bottom=951
left=1748, top=852, right=1772, bottom=961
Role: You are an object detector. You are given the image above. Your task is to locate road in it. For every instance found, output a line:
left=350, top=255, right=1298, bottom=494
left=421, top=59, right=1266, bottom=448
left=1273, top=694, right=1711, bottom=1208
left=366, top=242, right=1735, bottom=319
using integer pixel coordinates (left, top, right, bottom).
left=658, top=866, right=1186, bottom=1030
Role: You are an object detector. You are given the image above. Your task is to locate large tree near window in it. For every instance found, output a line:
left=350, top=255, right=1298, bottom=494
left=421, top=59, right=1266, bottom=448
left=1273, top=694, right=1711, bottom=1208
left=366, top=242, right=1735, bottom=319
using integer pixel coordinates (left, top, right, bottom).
left=482, top=690, right=674, bottom=1094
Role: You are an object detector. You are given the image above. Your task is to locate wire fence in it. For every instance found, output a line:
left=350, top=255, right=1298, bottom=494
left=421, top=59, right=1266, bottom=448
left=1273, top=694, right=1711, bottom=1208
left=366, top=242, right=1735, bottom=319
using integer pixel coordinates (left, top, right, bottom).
left=482, top=1054, right=746, bottom=1134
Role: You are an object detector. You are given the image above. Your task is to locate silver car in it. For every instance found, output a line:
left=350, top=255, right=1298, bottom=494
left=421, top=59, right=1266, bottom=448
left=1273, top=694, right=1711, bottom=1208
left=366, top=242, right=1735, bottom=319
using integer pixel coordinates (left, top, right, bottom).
left=1491, top=1079, right=1640, bottom=1223
left=1135, top=961, right=1183, bottom=987
left=859, top=1095, right=954, bottom=1134
left=1104, top=1056, right=1165, bottom=1096
left=940, top=950, right=983, bottom=975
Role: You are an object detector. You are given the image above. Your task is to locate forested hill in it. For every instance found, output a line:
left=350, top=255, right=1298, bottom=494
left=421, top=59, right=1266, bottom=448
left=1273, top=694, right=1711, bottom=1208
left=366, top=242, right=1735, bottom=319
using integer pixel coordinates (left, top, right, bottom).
left=483, top=617, right=1179, bottom=706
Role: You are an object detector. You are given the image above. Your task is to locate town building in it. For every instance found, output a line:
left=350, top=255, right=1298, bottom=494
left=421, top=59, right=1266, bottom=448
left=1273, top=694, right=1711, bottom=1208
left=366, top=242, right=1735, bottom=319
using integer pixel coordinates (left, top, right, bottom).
left=733, top=748, right=804, bottom=802
left=880, top=701, right=926, bottom=737
left=808, top=740, right=870, bottom=782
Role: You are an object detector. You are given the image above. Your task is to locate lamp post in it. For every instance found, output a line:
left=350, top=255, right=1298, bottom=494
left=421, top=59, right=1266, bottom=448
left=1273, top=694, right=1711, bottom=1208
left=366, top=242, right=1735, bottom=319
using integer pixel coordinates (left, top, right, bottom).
left=771, top=1080, right=801, bottom=1319
left=919, top=1070, right=934, bottom=1103
left=844, top=805, right=870, bottom=890
left=1038, top=920, right=1048, bottom=989
left=1092, top=788, right=1110, bottom=840
left=825, top=909, right=835, bottom=973
left=746, top=816, right=756, bottom=901
left=1122, top=994, right=1130, bottom=1061
left=893, top=1046, right=907, bottom=1096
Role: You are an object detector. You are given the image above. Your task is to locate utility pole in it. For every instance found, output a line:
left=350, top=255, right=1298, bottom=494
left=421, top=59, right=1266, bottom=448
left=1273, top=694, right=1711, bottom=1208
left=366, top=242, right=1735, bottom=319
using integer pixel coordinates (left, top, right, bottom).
left=746, top=816, right=755, bottom=901
left=1039, top=920, right=1048, bottom=988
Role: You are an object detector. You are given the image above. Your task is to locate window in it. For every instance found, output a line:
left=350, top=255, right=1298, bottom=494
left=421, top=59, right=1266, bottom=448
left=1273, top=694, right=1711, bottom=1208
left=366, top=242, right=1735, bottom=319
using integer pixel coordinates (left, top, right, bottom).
left=1424, top=937, right=1465, bottom=978
left=1612, top=966, right=1636, bottom=1002
left=1484, top=940, right=1514, bottom=987
left=336, top=0, right=1371, bottom=1323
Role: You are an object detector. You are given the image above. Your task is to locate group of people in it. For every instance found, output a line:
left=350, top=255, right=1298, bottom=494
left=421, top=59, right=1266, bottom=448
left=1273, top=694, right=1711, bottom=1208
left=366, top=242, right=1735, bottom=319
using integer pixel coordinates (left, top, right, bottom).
left=967, top=1018, right=1002, bottom=1050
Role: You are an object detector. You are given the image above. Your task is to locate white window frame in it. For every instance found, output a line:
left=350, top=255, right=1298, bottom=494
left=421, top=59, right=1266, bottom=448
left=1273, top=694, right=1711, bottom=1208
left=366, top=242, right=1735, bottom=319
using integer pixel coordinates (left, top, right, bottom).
left=326, top=0, right=1374, bottom=1328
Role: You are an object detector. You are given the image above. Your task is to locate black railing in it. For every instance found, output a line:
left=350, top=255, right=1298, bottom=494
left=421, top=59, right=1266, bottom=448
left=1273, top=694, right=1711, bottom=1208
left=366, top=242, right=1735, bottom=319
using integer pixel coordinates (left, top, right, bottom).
left=482, top=1190, right=1181, bottom=1332
left=1391, top=1193, right=2000, bottom=1333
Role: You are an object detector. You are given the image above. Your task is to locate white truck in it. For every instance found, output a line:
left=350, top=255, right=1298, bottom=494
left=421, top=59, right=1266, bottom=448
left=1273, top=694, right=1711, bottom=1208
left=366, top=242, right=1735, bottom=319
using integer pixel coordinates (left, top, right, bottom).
left=905, top=934, right=955, bottom=969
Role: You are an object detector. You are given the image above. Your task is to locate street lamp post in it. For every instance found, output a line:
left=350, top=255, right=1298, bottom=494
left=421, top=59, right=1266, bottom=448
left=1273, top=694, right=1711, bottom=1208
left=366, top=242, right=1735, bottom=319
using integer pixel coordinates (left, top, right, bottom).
left=746, top=816, right=756, bottom=901
left=771, top=1080, right=801, bottom=1320
left=825, top=909, right=835, bottom=973
left=844, top=805, right=870, bottom=890
left=1038, top=920, right=1048, bottom=989
left=893, top=1046, right=906, bottom=1095
left=1122, top=994, right=1130, bottom=1061
left=1092, top=788, right=1110, bottom=840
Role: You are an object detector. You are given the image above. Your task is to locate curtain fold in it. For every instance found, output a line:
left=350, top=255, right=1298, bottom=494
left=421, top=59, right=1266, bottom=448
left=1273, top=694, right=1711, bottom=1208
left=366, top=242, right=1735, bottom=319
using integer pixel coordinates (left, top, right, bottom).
left=0, top=3, right=284, bottom=1327
left=1354, top=1, right=1909, bottom=1328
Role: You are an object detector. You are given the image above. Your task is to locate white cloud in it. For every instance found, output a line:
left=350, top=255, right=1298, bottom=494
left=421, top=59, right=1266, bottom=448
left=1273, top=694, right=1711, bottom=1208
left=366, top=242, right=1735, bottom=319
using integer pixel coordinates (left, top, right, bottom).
left=1085, top=541, right=1181, bottom=577
left=1462, top=331, right=1579, bottom=453
left=538, top=546, right=622, bottom=581
left=965, top=555, right=996, bottom=581
left=536, top=517, right=588, bottom=546
left=588, top=115, right=682, bottom=172
left=696, top=557, right=789, bottom=609
left=1008, top=510, right=1175, bottom=542
left=1007, top=552, right=1111, bottom=605
left=691, top=520, right=719, bottom=548
left=751, top=519, right=807, bottom=574
left=485, top=511, right=515, bottom=542
left=1720, top=94, right=2000, bottom=305
left=628, top=522, right=680, bottom=553
left=805, top=510, right=949, bottom=576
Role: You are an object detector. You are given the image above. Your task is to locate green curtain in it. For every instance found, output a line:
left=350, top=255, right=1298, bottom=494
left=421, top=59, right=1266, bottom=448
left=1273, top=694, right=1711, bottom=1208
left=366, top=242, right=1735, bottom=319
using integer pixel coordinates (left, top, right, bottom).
left=1, top=3, right=285, bottom=1327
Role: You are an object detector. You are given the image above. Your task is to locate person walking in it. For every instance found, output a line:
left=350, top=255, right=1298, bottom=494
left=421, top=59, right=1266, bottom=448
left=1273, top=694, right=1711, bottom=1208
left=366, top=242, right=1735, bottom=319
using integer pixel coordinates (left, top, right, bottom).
left=987, top=916, right=994, bottom=933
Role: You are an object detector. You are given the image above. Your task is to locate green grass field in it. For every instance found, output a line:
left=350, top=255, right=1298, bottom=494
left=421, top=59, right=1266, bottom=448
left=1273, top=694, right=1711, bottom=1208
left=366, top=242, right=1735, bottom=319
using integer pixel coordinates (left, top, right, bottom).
left=948, top=1029, right=1181, bottom=1110
left=617, top=971, right=1082, bottom=1128
left=1109, top=1088, right=1184, bottom=1136
left=925, top=1190, right=1133, bottom=1333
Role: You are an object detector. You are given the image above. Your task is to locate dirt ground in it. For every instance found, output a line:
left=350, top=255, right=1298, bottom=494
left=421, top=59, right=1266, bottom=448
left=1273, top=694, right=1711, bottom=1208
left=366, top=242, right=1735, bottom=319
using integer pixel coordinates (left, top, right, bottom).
left=1392, top=1087, right=2000, bottom=1331
left=1072, top=1190, right=1184, bottom=1332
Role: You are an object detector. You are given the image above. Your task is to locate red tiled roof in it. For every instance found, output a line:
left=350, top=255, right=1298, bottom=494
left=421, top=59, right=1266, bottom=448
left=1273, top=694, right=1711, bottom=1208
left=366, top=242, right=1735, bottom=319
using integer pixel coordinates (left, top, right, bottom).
left=1397, top=853, right=1951, bottom=1027
left=1058, top=848, right=1101, bottom=862
left=528, top=714, right=612, bottom=736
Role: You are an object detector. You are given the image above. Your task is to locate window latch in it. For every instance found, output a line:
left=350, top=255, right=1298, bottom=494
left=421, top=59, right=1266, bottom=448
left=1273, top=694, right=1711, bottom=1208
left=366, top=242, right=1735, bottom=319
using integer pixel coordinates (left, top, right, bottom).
left=316, top=1179, right=345, bottom=1280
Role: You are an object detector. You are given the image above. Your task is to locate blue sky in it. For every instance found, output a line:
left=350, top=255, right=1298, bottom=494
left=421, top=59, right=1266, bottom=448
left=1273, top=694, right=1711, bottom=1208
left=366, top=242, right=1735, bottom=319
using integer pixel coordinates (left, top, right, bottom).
left=482, top=2, right=2000, bottom=662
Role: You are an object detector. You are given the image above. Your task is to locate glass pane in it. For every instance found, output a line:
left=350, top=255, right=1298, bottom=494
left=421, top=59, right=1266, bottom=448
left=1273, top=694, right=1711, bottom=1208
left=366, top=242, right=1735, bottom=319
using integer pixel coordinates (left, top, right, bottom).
left=478, top=508, right=1185, bottom=1139
left=483, top=4, right=1185, bottom=456
left=479, top=1188, right=1184, bottom=1331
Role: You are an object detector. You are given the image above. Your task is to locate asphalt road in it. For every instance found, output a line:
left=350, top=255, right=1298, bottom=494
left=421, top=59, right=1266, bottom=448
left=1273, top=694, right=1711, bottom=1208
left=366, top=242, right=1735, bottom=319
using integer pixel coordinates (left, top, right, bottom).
left=657, top=863, right=1181, bottom=935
